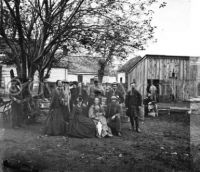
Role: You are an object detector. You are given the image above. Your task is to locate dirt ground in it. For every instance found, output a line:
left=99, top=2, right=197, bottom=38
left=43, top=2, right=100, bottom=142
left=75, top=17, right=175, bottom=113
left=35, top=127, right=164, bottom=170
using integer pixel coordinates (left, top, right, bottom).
left=0, top=112, right=191, bottom=172
left=191, top=113, right=200, bottom=172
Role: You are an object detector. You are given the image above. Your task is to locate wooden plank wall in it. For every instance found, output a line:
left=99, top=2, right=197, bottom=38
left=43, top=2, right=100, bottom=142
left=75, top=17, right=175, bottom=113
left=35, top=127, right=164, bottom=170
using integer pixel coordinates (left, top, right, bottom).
left=127, top=56, right=197, bottom=101
left=188, top=56, right=200, bottom=98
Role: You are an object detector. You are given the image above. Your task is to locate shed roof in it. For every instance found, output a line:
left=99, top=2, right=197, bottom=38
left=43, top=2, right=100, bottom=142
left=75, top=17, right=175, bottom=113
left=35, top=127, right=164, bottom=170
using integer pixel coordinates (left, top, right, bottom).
left=119, top=54, right=192, bottom=74
left=145, top=54, right=190, bottom=60
left=118, top=56, right=142, bottom=73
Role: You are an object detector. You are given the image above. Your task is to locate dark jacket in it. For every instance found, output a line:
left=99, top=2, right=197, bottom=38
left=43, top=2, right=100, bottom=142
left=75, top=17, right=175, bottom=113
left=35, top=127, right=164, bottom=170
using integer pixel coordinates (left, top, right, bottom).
left=106, top=102, right=121, bottom=118
left=70, top=87, right=88, bottom=106
left=107, top=89, right=124, bottom=104
left=125, top=88, right=142, bottom=108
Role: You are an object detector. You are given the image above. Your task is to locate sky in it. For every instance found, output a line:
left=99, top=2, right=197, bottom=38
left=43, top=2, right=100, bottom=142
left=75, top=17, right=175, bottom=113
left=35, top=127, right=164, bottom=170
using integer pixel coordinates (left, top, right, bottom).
left=137, top=0, right=200, bottom=57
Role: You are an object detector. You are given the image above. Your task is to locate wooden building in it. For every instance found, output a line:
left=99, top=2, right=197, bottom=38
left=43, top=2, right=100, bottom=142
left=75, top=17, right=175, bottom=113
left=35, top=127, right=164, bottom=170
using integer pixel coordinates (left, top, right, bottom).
left=117, top=56, right=141, bottom=88
left=125, top=54, right=200, bottom=101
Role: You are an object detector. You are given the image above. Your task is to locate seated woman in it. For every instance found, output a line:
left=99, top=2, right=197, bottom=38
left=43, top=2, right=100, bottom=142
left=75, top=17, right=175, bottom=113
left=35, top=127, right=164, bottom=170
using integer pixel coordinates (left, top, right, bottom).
left=68, top=96, right=96, bottom=138
left=89, top=97, right=113, bottom=138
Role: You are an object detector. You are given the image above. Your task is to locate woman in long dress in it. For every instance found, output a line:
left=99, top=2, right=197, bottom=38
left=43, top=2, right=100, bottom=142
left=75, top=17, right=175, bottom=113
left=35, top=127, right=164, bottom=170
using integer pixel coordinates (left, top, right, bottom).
left=89, top=97, right=112, bottom=138
left=68, top=96, right=96, bottom=138
left=44, top=80, right=66, bottom=136
left=9, top=78, right=23, bottom=128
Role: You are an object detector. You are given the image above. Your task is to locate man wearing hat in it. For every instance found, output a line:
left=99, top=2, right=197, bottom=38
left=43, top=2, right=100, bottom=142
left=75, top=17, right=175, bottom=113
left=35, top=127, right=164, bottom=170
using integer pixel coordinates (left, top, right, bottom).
left=107, top=82, right=124, bottom=104
left=77, top=82, right=88, bottom=105
left=88, top=78, right=105, bottom=106
left=70, top=81, right=78, bottom=111
left=125, top=79, right=142, bottom=133
left=106, top=95, right=122, bottom=136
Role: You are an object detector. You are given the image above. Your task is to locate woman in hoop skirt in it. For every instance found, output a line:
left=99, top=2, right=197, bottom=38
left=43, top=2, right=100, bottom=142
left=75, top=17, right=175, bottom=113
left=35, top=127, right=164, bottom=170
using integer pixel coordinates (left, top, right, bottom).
left=44, top=80, right=66, bottom=136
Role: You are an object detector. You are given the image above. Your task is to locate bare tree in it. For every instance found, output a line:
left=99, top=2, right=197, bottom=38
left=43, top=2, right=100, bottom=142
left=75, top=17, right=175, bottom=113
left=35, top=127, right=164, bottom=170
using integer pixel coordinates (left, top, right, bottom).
left=0, top=0, right=166, bottom=84
left=78, top=0, right=166, bottom=82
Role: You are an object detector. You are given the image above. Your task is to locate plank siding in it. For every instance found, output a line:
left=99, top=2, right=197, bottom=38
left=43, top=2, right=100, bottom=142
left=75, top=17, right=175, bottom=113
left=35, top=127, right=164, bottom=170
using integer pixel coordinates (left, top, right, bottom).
left=144, top=58, right=148, bottom=96
left=127, top=55, right=197, bottom=101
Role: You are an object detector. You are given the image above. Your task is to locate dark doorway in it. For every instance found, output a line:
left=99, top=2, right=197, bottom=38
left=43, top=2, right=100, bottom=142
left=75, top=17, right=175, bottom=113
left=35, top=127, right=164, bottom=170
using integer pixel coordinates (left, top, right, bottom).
left=78, top=75, right=83, bottom=83
left=120, top=77, right=123, bottom=83
left=147, top=79, right=160, bottom=101
left=147, top=80, right=160, bottom=93
left=198, top=82, right=200, bottom=96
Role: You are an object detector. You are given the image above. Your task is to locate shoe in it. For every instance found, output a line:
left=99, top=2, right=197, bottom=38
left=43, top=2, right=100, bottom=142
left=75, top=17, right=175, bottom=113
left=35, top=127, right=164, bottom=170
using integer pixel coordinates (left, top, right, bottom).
left=107, top=133, right=113, bottom=137
left=117, top=132, right=122, bottom=137
left=136, top=128, right=141, bottom=133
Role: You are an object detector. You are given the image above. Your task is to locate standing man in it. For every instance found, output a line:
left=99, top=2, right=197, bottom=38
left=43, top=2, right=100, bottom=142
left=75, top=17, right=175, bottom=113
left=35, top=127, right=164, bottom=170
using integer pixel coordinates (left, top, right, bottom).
left=125, top=80, right=142, bottom=133
left=106, top=96, right=122, bottom=136
left=149, top=81, right=157, bottom=102
left=77, top=82, right=88, bottom=105
left=88, top=78, right=104, bottom=106
left=70, top=81, right=78, bottom=111
left=63, top=81, right=71, bottom=122
left=108, top=82, right=124, bottom=104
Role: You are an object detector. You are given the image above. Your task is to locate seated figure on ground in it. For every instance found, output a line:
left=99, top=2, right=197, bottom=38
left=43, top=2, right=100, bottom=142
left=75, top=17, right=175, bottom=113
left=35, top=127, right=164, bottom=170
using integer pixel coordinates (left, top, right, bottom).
left=106, top=96, right=122, bottom=136
left=89, top=97, right=113, bottom=138
left=68, top=96, right=96, bottom=138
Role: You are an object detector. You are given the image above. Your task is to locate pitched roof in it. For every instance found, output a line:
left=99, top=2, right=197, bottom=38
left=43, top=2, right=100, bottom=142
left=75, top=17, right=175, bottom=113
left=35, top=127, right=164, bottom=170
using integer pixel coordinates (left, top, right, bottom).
left=53, top=56, right=98, bottom=74
left=118, top=56, right=142, bottom=73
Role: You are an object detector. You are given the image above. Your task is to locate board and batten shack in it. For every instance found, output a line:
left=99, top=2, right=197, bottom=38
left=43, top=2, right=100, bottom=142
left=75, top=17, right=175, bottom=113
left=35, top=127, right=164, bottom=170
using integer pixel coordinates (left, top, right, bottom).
left=126, top=54, right=200, bottom=101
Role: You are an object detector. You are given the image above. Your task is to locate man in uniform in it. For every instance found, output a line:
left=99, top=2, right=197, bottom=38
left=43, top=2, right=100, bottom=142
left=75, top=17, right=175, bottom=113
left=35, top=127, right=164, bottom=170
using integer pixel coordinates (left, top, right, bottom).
left=107, top=82, right=124, bottom=104
left=125, top=80, right=142, bottom=133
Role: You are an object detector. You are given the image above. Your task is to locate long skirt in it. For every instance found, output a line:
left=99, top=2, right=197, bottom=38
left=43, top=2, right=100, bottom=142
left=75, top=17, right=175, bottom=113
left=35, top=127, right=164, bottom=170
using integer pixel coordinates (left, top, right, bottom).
left=11, top=102, right=23, bottom=128
left=44, top=108, right=66, bottom=136
left=69, top=115, right=96, bottom=138
left=62, top=105, right=70, bottom=122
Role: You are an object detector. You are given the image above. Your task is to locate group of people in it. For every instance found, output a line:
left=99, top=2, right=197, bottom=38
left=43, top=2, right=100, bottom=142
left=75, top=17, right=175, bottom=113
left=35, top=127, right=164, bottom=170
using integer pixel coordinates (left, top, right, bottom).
left=43, top=78, right=143, bottom=138
left=9, top=75, right=148, bottom=138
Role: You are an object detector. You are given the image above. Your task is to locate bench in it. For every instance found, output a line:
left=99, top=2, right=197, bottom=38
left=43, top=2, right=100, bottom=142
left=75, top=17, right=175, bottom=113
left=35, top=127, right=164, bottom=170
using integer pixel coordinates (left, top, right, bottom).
left=168, top=107, right=190, bottom=115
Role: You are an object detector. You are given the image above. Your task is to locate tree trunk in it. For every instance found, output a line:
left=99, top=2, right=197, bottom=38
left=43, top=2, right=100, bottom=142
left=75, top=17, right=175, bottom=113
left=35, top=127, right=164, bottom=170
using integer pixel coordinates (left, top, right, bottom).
left=39, top=69, right=45, bottom=82
left=21, top=56, right=27, bottom=82
left=98, top=63, right=106, bottom=83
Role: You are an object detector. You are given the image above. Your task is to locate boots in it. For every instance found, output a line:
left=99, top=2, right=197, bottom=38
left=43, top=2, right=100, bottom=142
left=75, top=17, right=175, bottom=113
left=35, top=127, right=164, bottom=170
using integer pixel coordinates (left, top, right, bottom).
left=135, top=117, right=141, bottom=133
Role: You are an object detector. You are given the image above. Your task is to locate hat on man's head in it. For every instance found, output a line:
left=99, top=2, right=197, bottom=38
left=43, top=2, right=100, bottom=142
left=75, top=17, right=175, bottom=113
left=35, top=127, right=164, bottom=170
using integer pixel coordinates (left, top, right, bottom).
left=111, top=95, right=117, bottom=100
left=131, top=79, right=136, bottom=85
left=62, top=80, right=69, bottom=84
left=72, top=81, right=78, bottom=86
left=94, top=76, right=98, bottom=81
left=112, top=82, right=118, bottom=86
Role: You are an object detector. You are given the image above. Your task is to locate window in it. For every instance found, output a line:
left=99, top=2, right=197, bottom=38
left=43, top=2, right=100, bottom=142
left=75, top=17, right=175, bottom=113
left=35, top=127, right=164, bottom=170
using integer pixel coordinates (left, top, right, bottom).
left=78, top=75, right=83, bottom=83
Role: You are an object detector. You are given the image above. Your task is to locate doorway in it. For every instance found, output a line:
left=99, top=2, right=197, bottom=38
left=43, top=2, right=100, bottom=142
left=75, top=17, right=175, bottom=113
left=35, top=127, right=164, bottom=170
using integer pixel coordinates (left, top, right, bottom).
left=147, top=80, right=160, bottom=94
left=78, top=75, right=83, bottom=83
left=147, top=79, right=160, bottom=101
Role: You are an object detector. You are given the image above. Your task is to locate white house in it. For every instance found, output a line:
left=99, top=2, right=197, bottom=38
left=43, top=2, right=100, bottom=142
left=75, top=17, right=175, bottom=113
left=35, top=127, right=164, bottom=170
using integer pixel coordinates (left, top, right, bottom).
left=117, top=72, right=126, bottom=84
left=46, top=67, right=68, bottom=82
left=0, top=65, right=17, bottom=93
